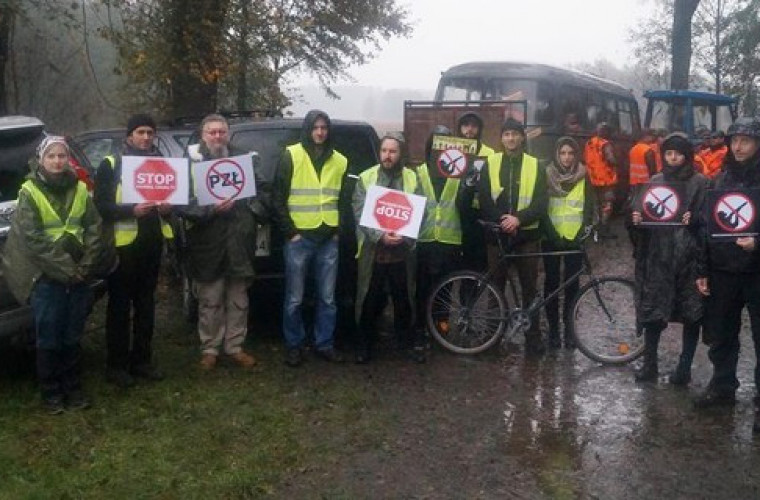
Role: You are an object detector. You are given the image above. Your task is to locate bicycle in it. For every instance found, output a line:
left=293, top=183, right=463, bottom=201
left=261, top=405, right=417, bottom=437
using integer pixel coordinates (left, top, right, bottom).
left=426, top=222, right=643, bottom=365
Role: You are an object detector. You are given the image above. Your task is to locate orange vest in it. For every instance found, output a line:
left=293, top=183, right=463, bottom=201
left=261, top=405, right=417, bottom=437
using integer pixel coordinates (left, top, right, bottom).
left=697, top=146, right=727, bottom=179
left=629, top=142, right=654, bottom=185
left=583, top=136, right=617, bottom=187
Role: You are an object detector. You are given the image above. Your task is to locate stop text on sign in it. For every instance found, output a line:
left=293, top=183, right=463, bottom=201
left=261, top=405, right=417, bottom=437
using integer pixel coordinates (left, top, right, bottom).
left=120, top=156, right=189, bottom=205
left=358, top=184, right=426, bottom=239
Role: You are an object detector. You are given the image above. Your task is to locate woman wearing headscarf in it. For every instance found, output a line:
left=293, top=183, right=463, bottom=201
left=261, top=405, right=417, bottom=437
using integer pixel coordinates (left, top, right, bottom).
left=542, top=137, right=596, bottom=349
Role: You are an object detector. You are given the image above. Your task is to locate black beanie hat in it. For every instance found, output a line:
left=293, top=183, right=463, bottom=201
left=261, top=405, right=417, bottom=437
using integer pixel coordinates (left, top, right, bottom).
left=661, top=132, right=694, bottom=164
left=501, top=117, right=525, bottom=136
left=126, top=113, right=156, bottom=136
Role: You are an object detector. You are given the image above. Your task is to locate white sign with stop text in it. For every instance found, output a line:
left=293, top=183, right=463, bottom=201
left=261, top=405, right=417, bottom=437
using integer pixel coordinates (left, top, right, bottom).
left=359, top=185, right=427, bottom=239
left=192, top=154, right=257, bottom=206
left=120, top=156, right=189, bottom=205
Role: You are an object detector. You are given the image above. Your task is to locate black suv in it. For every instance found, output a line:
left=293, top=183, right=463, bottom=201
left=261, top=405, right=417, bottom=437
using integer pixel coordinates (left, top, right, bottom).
left=0, top=116, right=97, bottom=342
left=180, top=118, right=380, bottom=337
left=74, top=127, right=194, bottom=169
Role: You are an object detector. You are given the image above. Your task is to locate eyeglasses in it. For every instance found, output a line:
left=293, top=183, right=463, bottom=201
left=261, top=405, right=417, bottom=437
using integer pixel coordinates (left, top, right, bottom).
left=204, top=129, right=228, bottom=136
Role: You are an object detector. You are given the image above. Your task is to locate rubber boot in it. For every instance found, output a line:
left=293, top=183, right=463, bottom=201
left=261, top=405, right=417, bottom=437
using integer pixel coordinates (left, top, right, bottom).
left=669, top=323, right=699, bottom=386
left=635, top=326, right=661, bottom=382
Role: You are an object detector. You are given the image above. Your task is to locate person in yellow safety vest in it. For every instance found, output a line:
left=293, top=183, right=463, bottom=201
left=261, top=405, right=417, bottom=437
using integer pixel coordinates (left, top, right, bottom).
left=93, top=114, right=173, bottom=388
left=457, top=111, right=495, bottom=272
left=353, top=132, right=426, bottom=364
left=3, top=137, right=115, bottom=414
left=541, top=137, right=596, bottom=349
left=273, top=110, right=347, bottom=367
left=414, top=124, right=466, bottom=339
left=478, top=118, right=548, bottom=355
left=628, top=128, right=658, bottom=187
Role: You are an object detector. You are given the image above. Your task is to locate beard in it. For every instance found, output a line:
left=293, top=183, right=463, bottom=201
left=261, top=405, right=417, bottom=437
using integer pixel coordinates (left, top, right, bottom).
left=207, top=143, right=229, bottom=159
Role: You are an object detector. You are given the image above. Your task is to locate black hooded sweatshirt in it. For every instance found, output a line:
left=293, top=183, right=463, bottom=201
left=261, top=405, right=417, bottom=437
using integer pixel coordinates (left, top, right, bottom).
left=273, top=110, right=346, bottom=243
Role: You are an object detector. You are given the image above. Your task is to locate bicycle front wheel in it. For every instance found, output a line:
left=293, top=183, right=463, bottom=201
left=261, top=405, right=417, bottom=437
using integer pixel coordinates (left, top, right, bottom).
left=426, top=271, right=507, bottom=354
left=569, top=276, right=643, bottom=365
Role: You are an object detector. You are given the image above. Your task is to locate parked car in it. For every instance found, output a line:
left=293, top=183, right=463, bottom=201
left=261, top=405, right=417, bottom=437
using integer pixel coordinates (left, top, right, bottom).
left=179, top=117, right=380, bottom=341
left=0, top=116, right=99, bottom=342
left=74, top=127, right=194, bottom=168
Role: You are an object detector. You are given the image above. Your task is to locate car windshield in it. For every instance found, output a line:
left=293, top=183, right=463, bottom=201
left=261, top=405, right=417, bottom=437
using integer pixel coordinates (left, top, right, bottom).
left=0, top=128, right=43, bottom=202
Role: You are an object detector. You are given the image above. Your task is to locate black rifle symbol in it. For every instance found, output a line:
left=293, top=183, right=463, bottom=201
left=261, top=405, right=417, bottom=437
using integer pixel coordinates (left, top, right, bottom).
left=718, top=200, right=749, bottom=229
left=645, top=192, right=674, bottom=218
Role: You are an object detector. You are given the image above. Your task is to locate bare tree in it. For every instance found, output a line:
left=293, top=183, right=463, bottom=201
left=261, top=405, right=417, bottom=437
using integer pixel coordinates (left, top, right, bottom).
left=671, top=0, right=701, bottom=89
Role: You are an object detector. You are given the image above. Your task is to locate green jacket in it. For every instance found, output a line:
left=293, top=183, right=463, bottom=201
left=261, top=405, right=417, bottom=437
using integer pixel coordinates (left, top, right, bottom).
left=2, top=162, right=115, bottom=303
left=352, top=164, right=423, bottom=324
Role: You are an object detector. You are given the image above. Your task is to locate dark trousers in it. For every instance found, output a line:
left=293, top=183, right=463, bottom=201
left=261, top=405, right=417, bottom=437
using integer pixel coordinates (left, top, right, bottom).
left=416, top=242, right=461, bottom=329
left=542, top=241, right=582, bottom=333
left=487, top=239, right=541, bottom=336
left=357, top=261, right=418, bottom=355
left=106, top=239, right=162, bottom=370
left=704, top=270, right=760, bottom=394
left=30, top=280, right=92, bottom=398
left=462, top=216, right=487, bottom=272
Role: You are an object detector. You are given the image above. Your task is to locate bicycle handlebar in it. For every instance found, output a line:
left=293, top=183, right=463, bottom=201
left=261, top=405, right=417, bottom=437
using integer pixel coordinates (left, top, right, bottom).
left=476, top=219, right=597, bottom=243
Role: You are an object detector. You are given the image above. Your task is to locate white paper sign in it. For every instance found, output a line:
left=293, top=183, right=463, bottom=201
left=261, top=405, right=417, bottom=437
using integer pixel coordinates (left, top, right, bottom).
left=121, top=156, right=189, bottom=205
left=192, top=154, right=257, bottom=206
left=359, top=185, right=427, bottom=239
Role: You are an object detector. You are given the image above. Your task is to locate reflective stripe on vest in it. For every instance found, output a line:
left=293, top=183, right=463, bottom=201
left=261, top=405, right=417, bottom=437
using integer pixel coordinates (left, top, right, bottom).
left=286, top=144, right=347, bottom=229
left=21, top=180, right=89, bottom=244
left=356, top=165, right=418, bottom=256
left=583, top=136, right=617, bottom=187
left=417, top=163, right=461, bottom=245
left=548, top=179, right=585, bottom=240
left=486, top=152, right=539, bottom=230
left=629, top=142, right=653, bottom=185
left=104, top=155, right=174, bottom=246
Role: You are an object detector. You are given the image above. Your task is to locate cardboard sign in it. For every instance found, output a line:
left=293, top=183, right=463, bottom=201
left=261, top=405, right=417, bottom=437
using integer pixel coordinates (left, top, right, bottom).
left=707, top=189, right=760, bottom=238
left=639, top=183, right=686, bottom=226
left=121, top=156, right=189, bottom=205
left=359, top=185, right=426, bottom=239
left=192, top=154, right=257, bottom=206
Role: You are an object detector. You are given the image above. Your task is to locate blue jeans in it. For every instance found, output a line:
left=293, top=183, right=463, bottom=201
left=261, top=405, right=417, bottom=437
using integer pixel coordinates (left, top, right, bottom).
left=30, top=279, right=92, bottom=350
left=283, top=236, right=338, bottom=351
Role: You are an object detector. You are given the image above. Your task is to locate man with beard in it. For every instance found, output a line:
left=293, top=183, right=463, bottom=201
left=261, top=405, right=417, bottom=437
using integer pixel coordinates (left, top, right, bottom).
left=478, top=118, right=548, bottom=355
left=94, top=114, right=174, bottom=388
left=181, top=114, right=260, bottom=370
left=695, top=117, right=760, bottom=421
left=457, top=111, right=495, bottom=272
left=353, top=133, right=426, bottom=364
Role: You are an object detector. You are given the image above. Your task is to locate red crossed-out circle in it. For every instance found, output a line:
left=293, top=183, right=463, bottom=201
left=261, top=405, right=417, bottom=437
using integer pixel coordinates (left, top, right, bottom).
left=437, top=148, right=468, bottom=178
left=374, top=191, right=413, bottom=232
left=134, top=159, right=177, bottom=202
left=642, top=185, right=680, bottom=222
left=205, top=159, right=246, bottom=201
left=714, top=192, right=756, bottom=233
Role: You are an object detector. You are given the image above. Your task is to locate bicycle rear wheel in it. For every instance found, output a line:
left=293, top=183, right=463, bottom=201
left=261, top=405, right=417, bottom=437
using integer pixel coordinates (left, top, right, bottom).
left=569, top=276, right=643, bottom=365
left=426, top=271, right=506, bottom=354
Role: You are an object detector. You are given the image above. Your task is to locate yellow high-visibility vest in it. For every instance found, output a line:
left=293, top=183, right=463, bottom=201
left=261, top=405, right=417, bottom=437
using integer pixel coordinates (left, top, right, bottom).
left=287, top=144, right=347, bottom=229
left=104, top=155, right=174, bottom=247
left=487, top=152, right=539, bottom=230
left=21, top=180, right=88, bottom=244
left=548, top=179, right=585, bottom=240
left=417, top=163, right=461, bottom=245
left=356, top=165, right=418, bottom=256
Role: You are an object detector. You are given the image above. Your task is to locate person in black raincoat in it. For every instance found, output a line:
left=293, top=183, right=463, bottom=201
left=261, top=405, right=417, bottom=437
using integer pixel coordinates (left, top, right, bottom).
left=629, top=133, right=707, bottom=383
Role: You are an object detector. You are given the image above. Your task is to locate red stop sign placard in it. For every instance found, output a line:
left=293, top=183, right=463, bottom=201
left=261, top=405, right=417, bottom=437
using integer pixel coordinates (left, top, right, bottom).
left=374, top=191, right=413, bottom=232
left=134, top=159, right=177, bottom=202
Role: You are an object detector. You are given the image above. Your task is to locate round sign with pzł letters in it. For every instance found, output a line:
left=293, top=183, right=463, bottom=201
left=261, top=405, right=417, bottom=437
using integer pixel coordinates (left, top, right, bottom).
left=134, top=159, right=178, bottom=202
left=205, top=158, right=246, bottom=201
left=374, top=191, right=413, bottom=232
left=437, top=148, right=468, bottom=178
left=642, top=185, right=680, bottom=222
left=714, top=192, right=756, bottom=233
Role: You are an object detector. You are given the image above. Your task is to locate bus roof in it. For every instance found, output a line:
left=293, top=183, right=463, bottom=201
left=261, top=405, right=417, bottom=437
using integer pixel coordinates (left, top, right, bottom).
left=643, top=89, right=737, bottom=104
left=439, top=61, right=634, bottom=97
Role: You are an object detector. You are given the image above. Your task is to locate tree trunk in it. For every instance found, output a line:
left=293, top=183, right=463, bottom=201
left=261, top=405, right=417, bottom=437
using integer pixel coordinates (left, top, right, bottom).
left=235, top=1, right=250, bottom=112
left=671, top=0, right=701, bottom=89
left=0, top=6, right=15, bottom=115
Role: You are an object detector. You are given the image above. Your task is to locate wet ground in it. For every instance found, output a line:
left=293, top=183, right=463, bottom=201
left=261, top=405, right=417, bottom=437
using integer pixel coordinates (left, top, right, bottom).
left=277, top=221, right=760, bottom=499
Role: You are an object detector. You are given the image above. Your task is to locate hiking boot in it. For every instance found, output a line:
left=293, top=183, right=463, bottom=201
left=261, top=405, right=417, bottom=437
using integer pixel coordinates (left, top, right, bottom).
left=199, top=354, right=217, bottom=371
left=284, top=348, right=303, bottom=368
left=131, top=364, right=165, bottom=382
left=229, top=352, right=256, bottom=368
left=106, top=368, right=136, bottom=389
left=42, top=394, right=65, bottom=415
left=668, top=366, right=692, bottom=386
left=65, top=390, right=92, bottom=411
left=315, top=347, right=345, bottom=363
left=634, top=363, right=658, bottom=382
left=694, top=387, right=737, bottom=409
left=355, top=350, right=371, bottom=365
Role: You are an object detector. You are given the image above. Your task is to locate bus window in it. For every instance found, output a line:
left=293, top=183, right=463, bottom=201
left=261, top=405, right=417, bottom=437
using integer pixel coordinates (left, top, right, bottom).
left=560, top=86, right=589, bottom=133
left=617, top=99, right=634, bottom=136
left=485, top=79, right=554, bottom=126
left=716, top=105, right=733, bottom=133
left=693, top=103, right=713, bottom=132
left=439, top=78, right=483, bottom=101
